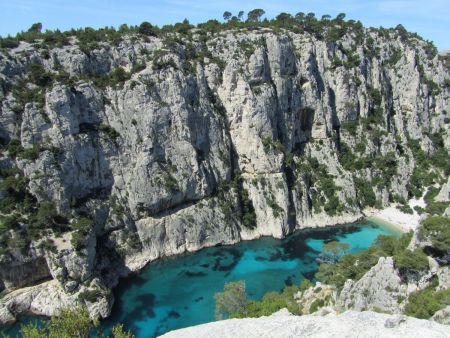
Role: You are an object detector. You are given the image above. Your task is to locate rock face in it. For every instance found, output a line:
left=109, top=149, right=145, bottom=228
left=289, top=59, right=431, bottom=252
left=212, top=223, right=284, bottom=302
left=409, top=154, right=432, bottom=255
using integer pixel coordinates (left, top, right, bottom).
left=0, top=279, right=113, bottom=325
left=337, top=257, right=408, bottom=313
left=0, top=23, right=448, bottom=322
left=0, top=256, right=51, bottom=289
left=159, top=309, right=450, bottom=338
left=335, top=255, right=450, bottom=315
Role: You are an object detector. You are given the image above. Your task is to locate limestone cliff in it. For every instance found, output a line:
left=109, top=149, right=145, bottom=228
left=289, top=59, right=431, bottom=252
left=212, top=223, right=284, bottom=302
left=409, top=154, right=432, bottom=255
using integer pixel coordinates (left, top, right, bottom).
left=0, top=20, right=448, bottom=322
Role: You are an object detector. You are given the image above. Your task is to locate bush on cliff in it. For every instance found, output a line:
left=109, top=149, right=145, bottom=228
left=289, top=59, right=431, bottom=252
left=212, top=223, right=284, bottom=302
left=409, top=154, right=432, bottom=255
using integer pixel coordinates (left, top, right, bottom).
left=215, top=281, right=302, bottom=319
left=315, top=232, right=418, bottom=288
left=215, top=281, right=247, bottom=319
left=405, top=283, right=450, bottom=319
left=20, top=307, right=134, bottom=338
left=242, top=288, right=301, bottom=318
left=419, top=216, right=450, bottom=255
left=393, top=249, right=429, bottom=276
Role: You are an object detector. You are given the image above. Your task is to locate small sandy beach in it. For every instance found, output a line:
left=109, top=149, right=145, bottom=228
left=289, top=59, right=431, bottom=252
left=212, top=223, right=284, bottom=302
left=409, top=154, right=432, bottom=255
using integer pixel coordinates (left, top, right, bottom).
left=364, top=194, right=426, bottom=233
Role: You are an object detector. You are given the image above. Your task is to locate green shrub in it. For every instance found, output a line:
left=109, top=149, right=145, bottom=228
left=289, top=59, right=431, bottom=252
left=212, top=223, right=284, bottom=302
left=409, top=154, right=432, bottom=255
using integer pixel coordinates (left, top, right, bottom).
left=344, top=53, right=360, bottom=69
left=71, top=217, right=94, bottom=233
left=5, top=139, right=24, bottom=157
left=138, top=22, right=158, bottom=36
left=419, top=216, right=450, bottom=254
left=21, top=307, right=97, bottom=338
left=0, top=170, right=28, bottom=195
left=338, top=143, right=357, bottom=171
left=386, top=48, right=402, bottom=66
left=425, top=201, right=450, bottom=216
left=267, top=197, right=283, bottom=218
left=152, top=55, right=178, bottom=71
left=397, top=204, right=413, bottom=214
left=18, top=144, right=41, bottom=160
left=244, top=292, right=288, bottom=317
left=21, top=308, right=98, bottom=338
left=0, top=214, right=19, bottom=233
left=90, top=67, right=131, bottom=89
left=71, top=231, right=88, bottom=252
left=299, top=279, right=313, bottom=292
left=20, top=306, right=134, bottom=337
left=424, top=187, right=440, bottom=204
left=28, top=64, right=54, bottom=87
left=367, top=86, right=382, bottom=106
left=11, top=81, right=46, bottom=108
left=37, top=238, right=57, bottom=253
left=111, top=325, right=135, bottom=338
left=33, top=202, right=58, bottom=228
left=215, top=281, right=247, bottom=320
left=261, top=137, right=283, bottom=154
left=309, top=299, right=325, bottom=313
left=99, top=124, right=120, bottom=143
left=78, top=289, right=103, bottom=303
left=316, top=233, right=412, bottom=288
left=393, top=249, right=429, bottom=275
left=241, top=188, right=256, bottom=228
left=405, top=287, right=450, bottom=319
left=407, top=137, right=448, bottom=197
left=0, top=36, right=19, bottom=48
left=163, top=173, right=178, bottom=191
left=126, top=232, right=142, bottom=249
left=69, top=217, right=94, bottom=252
left=340, top=120, right=358, bottom=134
left=231, top=285, right=301, bottom=318
left=426, top=79, right=441, bottom=96
left=0, top=167, right=34, bottom=216
left=354, top=177, right=377, bottom=208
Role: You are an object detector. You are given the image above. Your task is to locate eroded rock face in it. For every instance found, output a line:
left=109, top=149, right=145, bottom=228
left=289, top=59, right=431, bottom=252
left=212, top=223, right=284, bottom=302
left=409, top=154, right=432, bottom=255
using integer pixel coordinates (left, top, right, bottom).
left=436, top=177, right=450, bottom=202
left=0, top=279, right=112, bottom=323
left=159, top=309, right=450, bottom=338
left=337, top=257, right=408, bottom=313
left=0, top=25, right=448, bottom=322
left=335, top=255, right=444, bottom=315
left=0, top=256, right=51, bottom=289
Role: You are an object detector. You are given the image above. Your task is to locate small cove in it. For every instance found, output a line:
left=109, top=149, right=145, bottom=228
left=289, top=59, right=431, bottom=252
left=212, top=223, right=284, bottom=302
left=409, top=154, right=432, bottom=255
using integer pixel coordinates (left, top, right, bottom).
left=1, top=220, right=398, bottom=337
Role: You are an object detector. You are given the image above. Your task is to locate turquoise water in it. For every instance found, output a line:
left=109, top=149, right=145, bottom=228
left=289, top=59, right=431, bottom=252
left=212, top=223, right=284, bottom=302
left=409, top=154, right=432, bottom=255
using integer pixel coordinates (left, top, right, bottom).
left=1, top=221, right=396, bottom=337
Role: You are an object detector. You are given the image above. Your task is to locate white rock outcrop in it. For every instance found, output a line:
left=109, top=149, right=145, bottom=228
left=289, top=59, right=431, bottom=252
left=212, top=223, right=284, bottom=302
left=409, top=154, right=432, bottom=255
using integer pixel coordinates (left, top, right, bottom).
left=337, top=257, right=408, bottom=313
left=159, top=309, right=450, bottom=338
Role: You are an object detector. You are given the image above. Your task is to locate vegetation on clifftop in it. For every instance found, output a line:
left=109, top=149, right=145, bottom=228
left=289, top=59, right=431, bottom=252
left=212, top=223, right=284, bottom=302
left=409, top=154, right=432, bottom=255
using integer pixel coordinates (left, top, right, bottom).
left=0, top=9, right=438, bottom=55
left=20, top=307, right=134, bottom=338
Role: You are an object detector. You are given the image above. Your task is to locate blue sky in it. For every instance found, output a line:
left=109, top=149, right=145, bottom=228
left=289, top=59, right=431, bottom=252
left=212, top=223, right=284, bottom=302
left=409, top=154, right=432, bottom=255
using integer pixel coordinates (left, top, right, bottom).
left=0, top=0, right=449, bottom=50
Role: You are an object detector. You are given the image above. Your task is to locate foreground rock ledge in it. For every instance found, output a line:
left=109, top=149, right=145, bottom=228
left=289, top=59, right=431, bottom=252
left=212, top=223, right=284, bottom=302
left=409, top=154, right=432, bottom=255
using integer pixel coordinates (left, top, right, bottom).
left=159, top=309, right=449, bottom=338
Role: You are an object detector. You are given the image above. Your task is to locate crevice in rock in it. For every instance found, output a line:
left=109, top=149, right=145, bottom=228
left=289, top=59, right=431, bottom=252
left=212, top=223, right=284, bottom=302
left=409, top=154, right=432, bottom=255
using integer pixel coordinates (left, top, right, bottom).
left=328, top=87, right=340, bottom=129
left=283, top=164, right=297, bottom=233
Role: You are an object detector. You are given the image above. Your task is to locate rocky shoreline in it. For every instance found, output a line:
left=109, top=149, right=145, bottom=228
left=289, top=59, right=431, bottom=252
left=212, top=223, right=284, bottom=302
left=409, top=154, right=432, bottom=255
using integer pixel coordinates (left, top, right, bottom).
left=1, top=181, right=449, bottom=325
left=0, top=198, right=435, bottom=326
left=0, top=211, right=362, bottom=326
